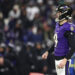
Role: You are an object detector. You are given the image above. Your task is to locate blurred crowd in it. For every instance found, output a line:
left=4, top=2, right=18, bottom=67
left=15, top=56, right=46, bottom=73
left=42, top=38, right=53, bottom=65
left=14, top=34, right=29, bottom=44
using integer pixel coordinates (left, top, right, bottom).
left=0, top=0, right=75, bottom=75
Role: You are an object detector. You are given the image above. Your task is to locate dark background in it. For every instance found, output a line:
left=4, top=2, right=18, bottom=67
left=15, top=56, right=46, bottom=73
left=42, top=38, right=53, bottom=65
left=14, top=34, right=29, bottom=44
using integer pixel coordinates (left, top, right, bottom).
left=0, top=0, right=75, bottom=75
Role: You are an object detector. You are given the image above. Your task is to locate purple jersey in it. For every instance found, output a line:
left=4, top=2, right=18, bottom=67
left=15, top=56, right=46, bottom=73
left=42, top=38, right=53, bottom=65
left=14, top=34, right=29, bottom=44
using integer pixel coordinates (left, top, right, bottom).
left=54, top=22, right=75, bottom=56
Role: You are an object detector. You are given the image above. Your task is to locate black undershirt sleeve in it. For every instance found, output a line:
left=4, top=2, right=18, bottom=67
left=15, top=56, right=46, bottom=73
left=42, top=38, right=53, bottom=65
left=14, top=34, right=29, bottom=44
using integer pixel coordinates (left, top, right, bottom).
left=64, top=31, right=75, bottom=60
left=48, top=44, right=54, bottom=53
left=41, top=44, right=54, bottom=55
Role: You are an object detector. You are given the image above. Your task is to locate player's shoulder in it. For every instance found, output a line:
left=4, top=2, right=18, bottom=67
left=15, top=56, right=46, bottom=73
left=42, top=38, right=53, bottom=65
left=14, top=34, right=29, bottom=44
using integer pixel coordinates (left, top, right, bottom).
left=55, top=22, right=59, bottom=28
left=63, top=22, right=75, bottom=32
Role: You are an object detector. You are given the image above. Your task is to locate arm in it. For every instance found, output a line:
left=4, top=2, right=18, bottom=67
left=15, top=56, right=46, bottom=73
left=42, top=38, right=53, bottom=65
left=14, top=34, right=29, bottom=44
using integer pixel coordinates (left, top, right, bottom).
left=42, top=44, right=54, bottom=60
left=41, top=44, right=54, bottom=55
left=48, top=44, right=54, bottom=54
left=64, top=31, right=75, bottom=60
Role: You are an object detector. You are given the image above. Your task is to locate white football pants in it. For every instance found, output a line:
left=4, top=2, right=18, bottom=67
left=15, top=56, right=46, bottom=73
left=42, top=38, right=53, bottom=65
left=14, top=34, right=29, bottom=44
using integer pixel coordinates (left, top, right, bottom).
left=55, top=59, right=71, bottom=75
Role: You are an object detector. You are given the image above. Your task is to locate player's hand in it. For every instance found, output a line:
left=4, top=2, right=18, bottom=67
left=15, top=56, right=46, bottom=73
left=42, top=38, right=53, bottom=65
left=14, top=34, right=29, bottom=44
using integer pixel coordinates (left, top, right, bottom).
left=0, top=57, right=4, bottom=65
left=42, top=51, right=49, bottom=60
left=57, top=58, right=67, bottom=69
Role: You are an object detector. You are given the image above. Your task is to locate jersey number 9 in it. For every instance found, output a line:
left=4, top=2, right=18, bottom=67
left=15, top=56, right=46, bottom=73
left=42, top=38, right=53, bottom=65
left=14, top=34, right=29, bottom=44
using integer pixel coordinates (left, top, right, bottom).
left=54, top=33, right=58, bottom=47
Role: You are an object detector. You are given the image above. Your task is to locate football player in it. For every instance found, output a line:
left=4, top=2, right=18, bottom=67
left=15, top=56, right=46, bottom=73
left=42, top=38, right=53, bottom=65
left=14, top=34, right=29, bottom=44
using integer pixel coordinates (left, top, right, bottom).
left=42, top=5, right=75, bottom=75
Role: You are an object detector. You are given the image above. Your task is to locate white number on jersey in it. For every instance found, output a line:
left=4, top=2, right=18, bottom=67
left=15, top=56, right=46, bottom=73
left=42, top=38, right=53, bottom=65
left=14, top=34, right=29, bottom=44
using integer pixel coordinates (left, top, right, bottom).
left=54, top=33, right=58, bottom=47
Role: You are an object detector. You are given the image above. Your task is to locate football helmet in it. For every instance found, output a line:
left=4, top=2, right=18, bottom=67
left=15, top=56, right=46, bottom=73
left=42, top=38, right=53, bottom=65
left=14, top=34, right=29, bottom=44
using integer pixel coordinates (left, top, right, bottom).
left=56, top=5, right=73, bottom=21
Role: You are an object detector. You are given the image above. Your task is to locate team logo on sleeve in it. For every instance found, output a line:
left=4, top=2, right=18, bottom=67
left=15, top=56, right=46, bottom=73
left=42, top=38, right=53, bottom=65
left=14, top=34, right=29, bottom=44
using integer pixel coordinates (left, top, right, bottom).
left=70, top=26, right=74, bottom=31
